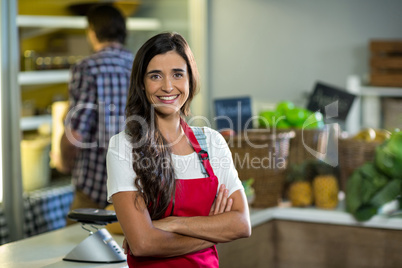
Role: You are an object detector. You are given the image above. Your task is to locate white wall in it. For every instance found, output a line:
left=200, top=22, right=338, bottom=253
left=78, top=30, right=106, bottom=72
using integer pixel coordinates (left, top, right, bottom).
left=208, top=0, right=402, bottom=116
left=129, top=0, right=189, bottom=52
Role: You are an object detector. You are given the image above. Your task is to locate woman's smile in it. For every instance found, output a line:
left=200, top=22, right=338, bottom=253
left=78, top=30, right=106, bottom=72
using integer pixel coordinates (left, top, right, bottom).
left=157, top=94, right=180, bottom=103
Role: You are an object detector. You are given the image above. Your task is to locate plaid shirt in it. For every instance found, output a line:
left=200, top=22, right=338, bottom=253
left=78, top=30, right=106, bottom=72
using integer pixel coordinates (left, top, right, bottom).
left=66, top=44, right=134, bottom=207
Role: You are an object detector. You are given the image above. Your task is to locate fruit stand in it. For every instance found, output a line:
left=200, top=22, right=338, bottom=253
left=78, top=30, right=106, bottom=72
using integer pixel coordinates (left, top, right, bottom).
left=247, top=101, right=402, bottom=223
left=216, top=98, right=402, bottom=267
left=218, top=97, right=402, bottom=267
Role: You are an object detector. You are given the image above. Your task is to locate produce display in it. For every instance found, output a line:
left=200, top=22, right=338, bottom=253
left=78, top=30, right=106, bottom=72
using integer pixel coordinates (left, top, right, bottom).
left=346, top=130, right=402, bottom=221
left=237, top=99, right=400, bottom=220
left=258, top=101, right=324, bottom=130
left=352, top=128, right=391, bottom=142
left=286, top=160, right=338, bottom=209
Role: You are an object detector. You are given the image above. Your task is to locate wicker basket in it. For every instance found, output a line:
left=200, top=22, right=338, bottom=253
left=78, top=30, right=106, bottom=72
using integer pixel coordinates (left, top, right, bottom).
left=288, top=128, right=329, bottom=166
left=338, top=138, right=381, bottom=192
left=226, top=129, right=294, bottom=208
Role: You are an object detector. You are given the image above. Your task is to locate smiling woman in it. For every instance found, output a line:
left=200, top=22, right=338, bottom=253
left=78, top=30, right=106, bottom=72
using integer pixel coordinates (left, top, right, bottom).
left=106, top=32, right=251, bottom=267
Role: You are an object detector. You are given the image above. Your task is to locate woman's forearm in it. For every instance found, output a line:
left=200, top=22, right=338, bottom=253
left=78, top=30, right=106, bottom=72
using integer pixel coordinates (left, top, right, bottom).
left=133, top=228, right=215, bottom=258
left=113, top=191, right=215, bottom=258
left=153, top=190, right=251, bottom=243
left=166, top=211, right=250, bottom=243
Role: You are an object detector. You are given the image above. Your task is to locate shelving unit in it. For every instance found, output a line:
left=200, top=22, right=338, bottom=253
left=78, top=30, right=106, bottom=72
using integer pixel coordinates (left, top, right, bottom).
left=17, top=15, right=161, bottom=31
left=346, top=75, right=402, bottom=133
left=20, top=114, right=52, bottom=131
left=358, top=86, right=402, bottom=97
left=18, top=15, right=161, bottom=130
left=19, top=70, right=70, bottom=85
left=18, top=14, right=161, bottom=86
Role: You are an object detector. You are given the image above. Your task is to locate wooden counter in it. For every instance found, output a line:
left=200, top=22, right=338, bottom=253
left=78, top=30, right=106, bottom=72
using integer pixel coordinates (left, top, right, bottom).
left=1, top=203, right=401, bottom=267
left=218, top=202, right=402, bottom=268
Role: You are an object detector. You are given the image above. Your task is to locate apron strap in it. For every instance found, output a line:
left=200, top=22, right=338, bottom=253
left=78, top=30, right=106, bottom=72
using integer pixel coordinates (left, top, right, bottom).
left=180, top=118, right=216, bottom=178
left=192, top=127, right=208, bottom=152
left=192, top=127, right=208, bottom=176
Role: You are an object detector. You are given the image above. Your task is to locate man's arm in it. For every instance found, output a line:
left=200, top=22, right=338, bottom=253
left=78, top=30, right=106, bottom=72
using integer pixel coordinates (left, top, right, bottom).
left=53, top=129, right=81, bottom=174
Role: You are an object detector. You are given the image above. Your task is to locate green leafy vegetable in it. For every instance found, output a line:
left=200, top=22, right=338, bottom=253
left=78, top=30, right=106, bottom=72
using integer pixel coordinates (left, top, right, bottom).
left=354, top=204, right=378, bottom=222
left=375, top=131, right=402, bottom=179
left=370, top=179, right=401, bottom=208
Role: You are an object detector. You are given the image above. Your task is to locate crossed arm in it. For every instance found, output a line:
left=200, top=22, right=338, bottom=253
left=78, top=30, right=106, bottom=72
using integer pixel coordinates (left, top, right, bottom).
left=112, top=185, right=251, bottom=258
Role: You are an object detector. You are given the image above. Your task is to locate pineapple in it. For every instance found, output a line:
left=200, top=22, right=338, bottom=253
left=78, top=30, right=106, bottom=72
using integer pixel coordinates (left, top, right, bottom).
left=286, top=162, right=313, bottom=207
left=288, top=181, right=313, bottom=207
left=312, top=161, right=339, bottom=209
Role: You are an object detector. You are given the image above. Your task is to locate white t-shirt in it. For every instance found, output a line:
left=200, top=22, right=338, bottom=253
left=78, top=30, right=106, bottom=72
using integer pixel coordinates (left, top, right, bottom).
left=106, top=127, right=244, bottom=203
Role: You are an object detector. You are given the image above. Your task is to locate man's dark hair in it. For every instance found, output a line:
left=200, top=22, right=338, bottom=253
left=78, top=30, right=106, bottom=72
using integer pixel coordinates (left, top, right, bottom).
left=86, top=4, right=127, bottom=44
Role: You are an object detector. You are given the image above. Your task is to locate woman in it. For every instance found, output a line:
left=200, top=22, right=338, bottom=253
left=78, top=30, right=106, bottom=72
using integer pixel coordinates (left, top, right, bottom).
left=106, top=32, right=251, bottom=267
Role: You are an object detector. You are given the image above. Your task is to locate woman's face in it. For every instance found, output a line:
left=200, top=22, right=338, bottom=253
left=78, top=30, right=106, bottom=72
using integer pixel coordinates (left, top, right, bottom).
left=144, top=50, right=190, bottom=118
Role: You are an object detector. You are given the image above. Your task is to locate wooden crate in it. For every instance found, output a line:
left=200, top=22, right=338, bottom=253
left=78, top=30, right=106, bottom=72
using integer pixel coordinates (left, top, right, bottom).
left=370, top=40, right=402, bottom=87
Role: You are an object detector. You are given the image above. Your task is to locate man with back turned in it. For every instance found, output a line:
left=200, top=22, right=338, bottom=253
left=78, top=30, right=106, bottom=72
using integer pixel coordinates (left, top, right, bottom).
left=54, top=4, right=134, bottom=224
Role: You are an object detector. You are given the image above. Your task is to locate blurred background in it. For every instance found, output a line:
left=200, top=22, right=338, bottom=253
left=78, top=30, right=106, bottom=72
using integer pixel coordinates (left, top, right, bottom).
left=1, top=1, right=402, bottom=266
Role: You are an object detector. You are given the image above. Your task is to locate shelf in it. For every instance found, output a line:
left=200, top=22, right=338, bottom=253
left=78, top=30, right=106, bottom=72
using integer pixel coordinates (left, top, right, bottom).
left=250, top=202, right=402, bottom=231
left=346, top=76, right=402, bottom=132
left=20, top=115, right=52, bottom=131
left=17, top=15, right=161, bottom=31
left=359, top=86, right=402, bottom=97
left=19, top=70, right=70, bottom=85
left=17, top=14, right=162, bottom=86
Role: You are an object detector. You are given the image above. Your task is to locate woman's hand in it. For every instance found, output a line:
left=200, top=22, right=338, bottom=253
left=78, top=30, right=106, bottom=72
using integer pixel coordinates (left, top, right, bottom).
left=149, top=187, right=248, bottom=244
left=122, top=237, right=131, bottom=255
left=209, top=184, right=233, bottom=216
left=151, top=184, right=233, bottom=233
left=113, top=191, right=219, bottom=257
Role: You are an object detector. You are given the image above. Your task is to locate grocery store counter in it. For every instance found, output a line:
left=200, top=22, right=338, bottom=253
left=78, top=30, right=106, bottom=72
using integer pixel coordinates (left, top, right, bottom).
left=250, top=200, right=402, bottom=230
left=220, top=202, right=402, bottom=268
left=0, top=223, right=126, bottom=268
left=1, top=203, right=401, bottom=268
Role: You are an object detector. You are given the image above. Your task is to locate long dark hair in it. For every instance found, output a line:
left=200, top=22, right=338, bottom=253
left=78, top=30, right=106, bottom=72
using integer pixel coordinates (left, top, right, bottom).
left=125, top=32, right=199, bottom=219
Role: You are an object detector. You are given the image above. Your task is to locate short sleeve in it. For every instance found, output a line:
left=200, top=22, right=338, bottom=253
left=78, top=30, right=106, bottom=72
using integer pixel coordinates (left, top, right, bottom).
left=106, top=132, right=137, bottom=203
left=204, top=128, right=244, bottom=197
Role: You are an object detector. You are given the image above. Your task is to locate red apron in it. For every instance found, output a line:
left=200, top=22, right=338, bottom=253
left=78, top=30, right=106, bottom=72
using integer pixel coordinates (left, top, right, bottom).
left=127, top=119, right=219, bottom=267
